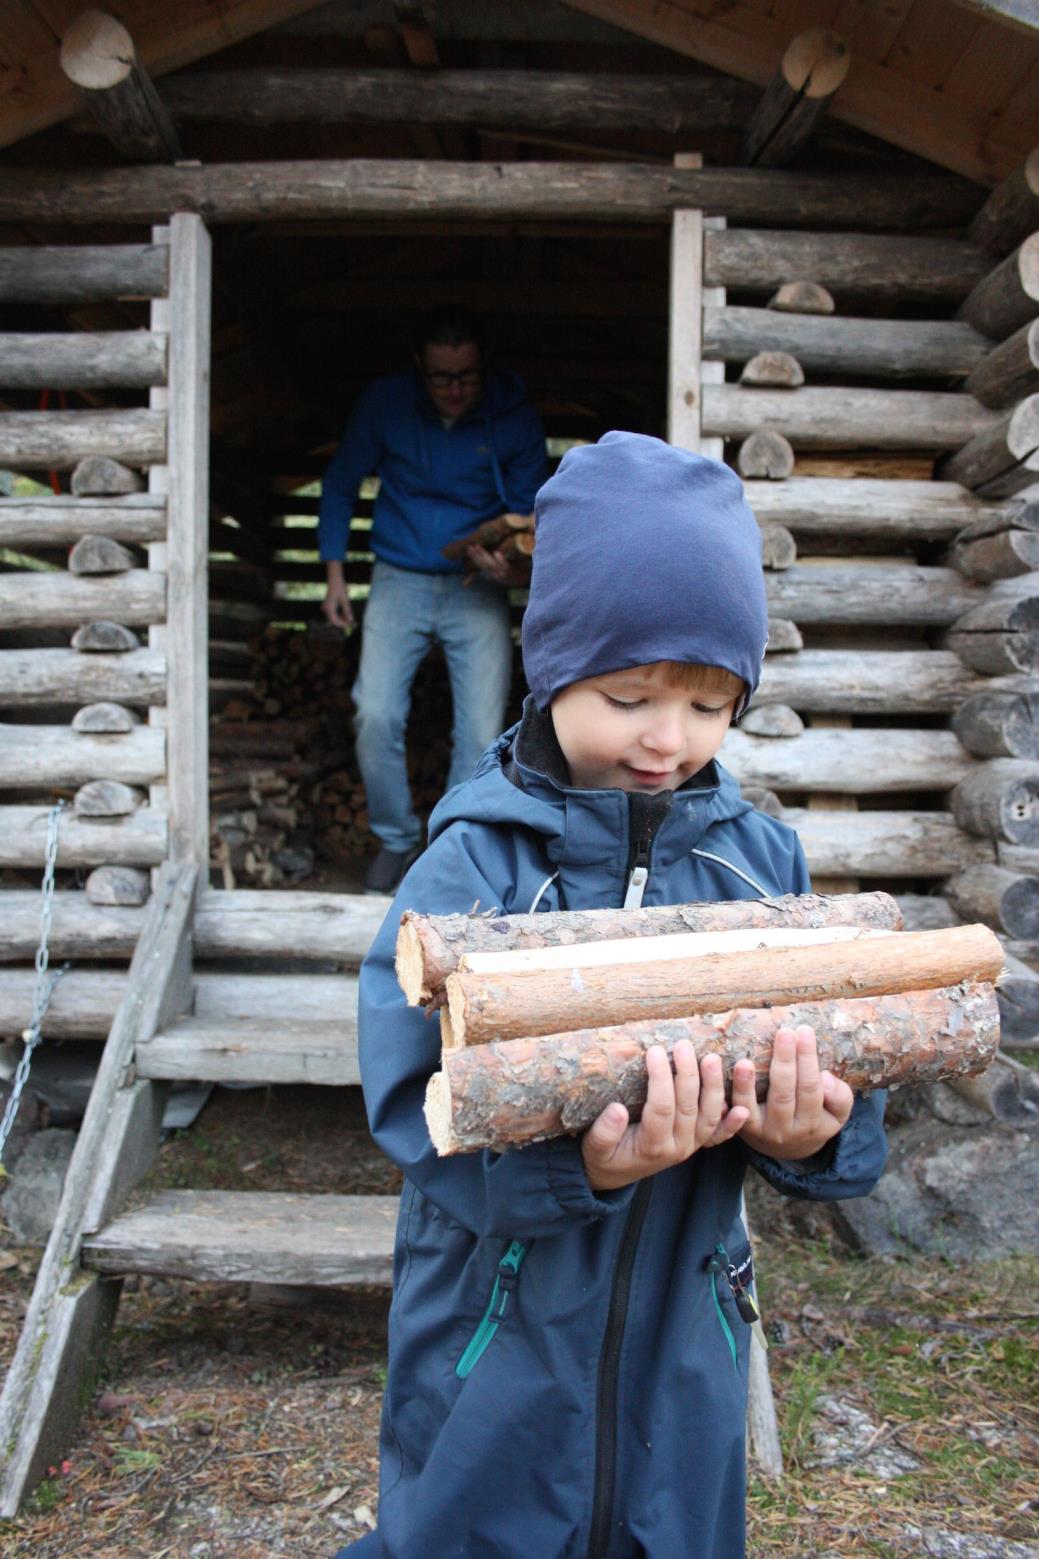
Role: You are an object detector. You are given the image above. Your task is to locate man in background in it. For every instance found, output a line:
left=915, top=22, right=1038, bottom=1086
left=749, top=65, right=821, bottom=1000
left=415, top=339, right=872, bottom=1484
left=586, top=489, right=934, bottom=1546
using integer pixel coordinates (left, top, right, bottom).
left=319, top=305, right=547, bottom=894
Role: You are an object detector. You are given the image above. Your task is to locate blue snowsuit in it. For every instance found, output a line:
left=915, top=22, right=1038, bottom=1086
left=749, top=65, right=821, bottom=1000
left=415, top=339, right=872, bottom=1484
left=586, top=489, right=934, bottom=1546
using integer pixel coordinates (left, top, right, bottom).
left=343, top=705, right=889, bottom=1559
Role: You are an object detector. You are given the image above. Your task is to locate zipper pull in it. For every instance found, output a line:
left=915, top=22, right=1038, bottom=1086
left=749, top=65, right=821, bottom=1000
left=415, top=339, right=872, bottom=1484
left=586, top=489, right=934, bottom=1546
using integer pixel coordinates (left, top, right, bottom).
left=713, top=1243, right=761, bottom=1326
left=623, top=840, right=650, bottom=908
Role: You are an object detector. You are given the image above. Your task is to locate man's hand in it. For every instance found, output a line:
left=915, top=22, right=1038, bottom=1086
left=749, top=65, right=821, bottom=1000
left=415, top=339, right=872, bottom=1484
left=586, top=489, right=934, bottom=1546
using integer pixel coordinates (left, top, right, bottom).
left=322, top=566, right=355, bottom=632
left=465, top=543, right=513, bottom=583
left=582, top=1041, right=750, bottom=1192
left=732, top=1025, right=853, bottom=1161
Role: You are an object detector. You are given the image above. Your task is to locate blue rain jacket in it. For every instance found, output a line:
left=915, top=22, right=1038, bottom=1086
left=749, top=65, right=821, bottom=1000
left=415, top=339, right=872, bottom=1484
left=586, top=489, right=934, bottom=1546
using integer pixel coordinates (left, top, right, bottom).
left=344, top=716, right=888, bottom=1559
left=317, top=367, right=548, bottom=573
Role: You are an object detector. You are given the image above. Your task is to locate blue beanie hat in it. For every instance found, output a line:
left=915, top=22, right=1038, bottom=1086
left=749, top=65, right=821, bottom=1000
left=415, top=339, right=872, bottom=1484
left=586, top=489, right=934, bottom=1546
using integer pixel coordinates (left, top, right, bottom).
left=522, top=431, right=768, bottom=711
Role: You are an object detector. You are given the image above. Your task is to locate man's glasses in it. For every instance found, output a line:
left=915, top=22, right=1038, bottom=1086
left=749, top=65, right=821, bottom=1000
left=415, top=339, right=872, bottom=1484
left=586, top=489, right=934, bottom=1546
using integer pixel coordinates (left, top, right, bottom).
left=423, top=368, right=481, bottom=390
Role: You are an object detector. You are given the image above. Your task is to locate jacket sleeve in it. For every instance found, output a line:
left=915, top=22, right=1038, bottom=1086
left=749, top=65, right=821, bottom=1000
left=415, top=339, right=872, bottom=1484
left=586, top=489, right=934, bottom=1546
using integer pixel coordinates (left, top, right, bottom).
left=744, top=831, right=890, bottom=1202
left=501, top=403, right=549, bottom=514
left=358, top=831, right=637, bottom=1240
left=317, top=383, right=386, bottom=562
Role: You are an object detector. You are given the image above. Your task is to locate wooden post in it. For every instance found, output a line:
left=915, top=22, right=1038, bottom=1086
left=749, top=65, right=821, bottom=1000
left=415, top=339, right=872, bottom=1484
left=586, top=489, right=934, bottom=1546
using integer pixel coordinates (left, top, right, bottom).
left=60, top=10, right=183, bottom=163
left=743, top=29, right=850, bottom=168
left=667, top=152, right=703, bottom=451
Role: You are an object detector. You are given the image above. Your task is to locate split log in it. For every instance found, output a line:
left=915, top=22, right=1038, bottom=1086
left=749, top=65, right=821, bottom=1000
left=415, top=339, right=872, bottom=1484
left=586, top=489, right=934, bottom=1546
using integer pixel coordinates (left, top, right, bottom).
left=86, top=864, right=151, bottom=906
left=0, top=410, right=165, bottom=470
left=706, top=307, right=987, bottom=380
left=951, top=526, right=1039, bottom=581
left=68, top=534, right=139, bottom=575
left=0, top=162, right=978, bottom=230
left=952, top=691, right=1039, bottom=758
left=71, top=456, right=145, bottom=496
left=0, top=331, right=166, bottom=391
left=443, top=923, right=1003, bottom=1047
left=60, top=9, right=182, bottom=163
left=0, top=243, right=167, bottom=304
left=0, top=571, right=164, bottom=631
left=940, top=395, right=1039, bottom=496
left=0, top=495, right=165, bottom=549
left=0, top=725, right=163, bottom=786
left=0, top=647, right=164, bottom=707
left=738, top=431, right=794, bottom=480
left=767, top=281, right=834, bottom=315
left=395, top=890, right=904, bottom=1008
left=703, top=385, right=996, bottom=451
left=739, top=704, right=804, bottom=737
left=740, top=351, right=804, bottom=388
left=72, top=702, right=140, bottom=733
left=945, top=864, right=1039, bottom=940
left=704, top=230, right=987, bottom=302
left=945, top=590, right=1039, bottom=675
left=765, top=618, right=803, bottom=651
left=0, top=804, right=165, bottom=868
left=424, top=982, right=1000, bottom=1155
left=970, top=150, right=1039, bottom=256
left=951, top=759, right=1039, bottom=846
left=743, top=29, right=849, bottom=169
left=758, top=649, right=1030, bottom=715
left=767, top=564, right=981, bottom=626
left=760, top=524, right=796, bottom=569
left=964, top=319, right=1039, bottom=409
left=70, top=621, right=142, bottom=653
left=958, top=235, right=1039, bottom=341
left=74, top=779, right=145, bottom=817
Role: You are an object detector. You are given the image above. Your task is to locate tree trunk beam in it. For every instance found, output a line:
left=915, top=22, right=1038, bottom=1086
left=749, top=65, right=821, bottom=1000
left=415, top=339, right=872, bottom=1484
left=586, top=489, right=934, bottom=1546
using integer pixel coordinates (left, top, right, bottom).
left=758, top=649, right=1030, bottom=714
left=0, top=332, right=166, bottom=391
left=705, top=230, right=988, bottom=301
left=743, top=29, right=850, bottom=169
left=0, top=243, right=168, bottom=304
left=0, top=648, right=165, bottom=708
left=951, top=759, right=1039, bottom=846
left=0, top=162, right=979, bottom=229
left=964, top=319, right=1039, bottom=408
left=443, top=923, right=1003, bottom=1048
left=0, top=496, right=165, bottom=549
left=970, top=150, right=1039, bottom=256
left=0, top=571, right=164, bottom=631
left=707, top=307, right=988, bottom=379
left=0, top=725, right=163, bottom=786
left=940, top=395, right=1039, bottom=494
left=958, top=234, right=1039, bottom=341
left=744, top=478, right=1001, bottom=542
left=396, top=890, right=903, bottom=1008
left=722, top=727, right=978, bottom=793
left=60, top=10, right=183, bottom=164
left=946, top=864, right=1039, bottom=940
left=946, top=587, right=1039, bottom=674
left=951, top=526, right=1039, bottom=581
left=0, top=411, right=165, bottom=469
left=774, top=809, right=996, bottom=877
left=703, top=385, right=996, bottom=451
left=952, top=691, right=1039, bottom=758
left=767, top=564, right=981, bottom=626
left=425, top=981, right=1000, bottom=1154
left=0, top=805, right=166, bottom=867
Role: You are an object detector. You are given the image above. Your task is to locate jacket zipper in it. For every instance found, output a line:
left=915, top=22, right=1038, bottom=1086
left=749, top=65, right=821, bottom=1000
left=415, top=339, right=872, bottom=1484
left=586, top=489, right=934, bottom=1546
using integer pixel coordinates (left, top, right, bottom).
left=455, top=1239, right=527, bottom=1379
left=708, top=1242, right=761, bottom=1373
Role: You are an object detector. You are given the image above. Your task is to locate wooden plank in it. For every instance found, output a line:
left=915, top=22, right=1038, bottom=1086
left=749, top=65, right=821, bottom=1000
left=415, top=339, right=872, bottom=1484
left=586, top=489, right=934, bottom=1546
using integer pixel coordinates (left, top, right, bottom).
left=0, top=161, right=980, bottom=228
left=0, top=805, right=167, bottom=868
left=0, top=496, right=166, bottom=548
left=0, top=725, right=165, bottom=787
left=0, top=244, right=168, bottom=302
left=0, top=569, right=165, bottom=629
left=702, top=384, right=997, bottom=450
left=743, top=477, right=998, bottom=541
left=667, top=152, right=702, bottom=450
left=704, top=307, right=988, bottom=377
left=0, top=647, right=167, bottom=708
left=765, top=563, right=982, bottom=625
left=82, top=1191, right=398, bottom=1287
left=165, top=213, right=211, bottom=868
left=0, top=332, right=167, bottom=390
left=704, top=228, right=988, bottom=300
left=0, top=864, right=196, bottom=1517
left=784, top=809, right=996, bottom=876
left=136, top=1017, right=359, bottom=1085
left=0, top=409, right=166, bottom=469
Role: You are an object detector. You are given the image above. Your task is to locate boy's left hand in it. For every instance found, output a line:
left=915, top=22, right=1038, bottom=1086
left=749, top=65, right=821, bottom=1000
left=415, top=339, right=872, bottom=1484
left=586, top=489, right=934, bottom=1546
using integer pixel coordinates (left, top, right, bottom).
left=732, top=1025, right=854, bottom=1161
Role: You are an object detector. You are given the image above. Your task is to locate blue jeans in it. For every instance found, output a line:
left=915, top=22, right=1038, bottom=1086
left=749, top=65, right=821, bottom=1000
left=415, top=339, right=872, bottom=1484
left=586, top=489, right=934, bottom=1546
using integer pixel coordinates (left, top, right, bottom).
left=352, top=560, right=513, bottom=852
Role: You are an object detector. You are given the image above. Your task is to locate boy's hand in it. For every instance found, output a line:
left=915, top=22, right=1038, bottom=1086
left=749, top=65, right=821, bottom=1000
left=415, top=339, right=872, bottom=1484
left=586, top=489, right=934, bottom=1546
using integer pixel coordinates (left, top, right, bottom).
left=732, top=1025, right=853, bottom=1161
left=583, top=1041, right=750, bottom=1192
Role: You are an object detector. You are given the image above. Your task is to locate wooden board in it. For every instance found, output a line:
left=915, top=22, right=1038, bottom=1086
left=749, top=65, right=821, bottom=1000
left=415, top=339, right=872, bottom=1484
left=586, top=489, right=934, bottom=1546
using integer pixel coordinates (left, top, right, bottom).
left=135, top=1017, right=360, bottom=1085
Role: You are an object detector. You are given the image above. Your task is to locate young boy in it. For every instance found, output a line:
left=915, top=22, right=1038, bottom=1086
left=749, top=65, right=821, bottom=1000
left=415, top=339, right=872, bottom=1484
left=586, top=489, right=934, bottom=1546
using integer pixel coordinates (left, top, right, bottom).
left=340, top=432, right=888, bottom=1559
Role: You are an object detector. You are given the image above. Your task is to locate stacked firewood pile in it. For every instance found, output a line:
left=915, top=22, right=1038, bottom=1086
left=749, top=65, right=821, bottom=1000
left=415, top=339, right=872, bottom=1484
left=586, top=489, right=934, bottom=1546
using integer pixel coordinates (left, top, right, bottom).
left=441, top=511, right=535, bottom=578
left=390, top=892, right=1006, bottom=1156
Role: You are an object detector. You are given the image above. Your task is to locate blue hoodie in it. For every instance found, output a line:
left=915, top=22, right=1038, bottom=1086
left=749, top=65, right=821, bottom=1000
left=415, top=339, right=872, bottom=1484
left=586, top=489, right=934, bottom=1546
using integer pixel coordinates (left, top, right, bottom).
left=342, top=713, right=888, bottom=1559
left=317, top=367, right=548, bottom=572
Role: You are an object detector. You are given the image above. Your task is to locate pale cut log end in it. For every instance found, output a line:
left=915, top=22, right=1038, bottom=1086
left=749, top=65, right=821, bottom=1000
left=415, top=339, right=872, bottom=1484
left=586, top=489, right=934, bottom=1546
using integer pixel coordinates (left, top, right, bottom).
left=424, top=1070, right=458, bottom=1156
left=395, top=915, right=427, bottom=1006
left=444, top=975, right=468, bottom=1049
left=440, top=1003, right=461, bottom=1052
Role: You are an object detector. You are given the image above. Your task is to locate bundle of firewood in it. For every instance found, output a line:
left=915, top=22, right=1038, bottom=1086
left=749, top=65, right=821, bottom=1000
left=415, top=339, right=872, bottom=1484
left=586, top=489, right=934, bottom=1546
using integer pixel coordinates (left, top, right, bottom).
left=441, top=511, right=535, bottom=577
left=393, top=892, right=1006, bottom=1156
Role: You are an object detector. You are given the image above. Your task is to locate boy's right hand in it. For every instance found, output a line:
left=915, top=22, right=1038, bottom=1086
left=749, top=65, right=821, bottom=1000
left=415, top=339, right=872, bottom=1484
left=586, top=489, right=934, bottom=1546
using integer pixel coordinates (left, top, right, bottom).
left=582, top=1041, right=750, bottom=1192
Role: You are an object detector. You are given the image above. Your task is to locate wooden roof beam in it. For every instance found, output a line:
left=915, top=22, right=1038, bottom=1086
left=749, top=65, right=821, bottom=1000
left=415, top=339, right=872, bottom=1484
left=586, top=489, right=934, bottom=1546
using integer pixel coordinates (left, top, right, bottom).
left=60, top=11, right=182, bottom=164
left=743, top=29, right=850, bottom=168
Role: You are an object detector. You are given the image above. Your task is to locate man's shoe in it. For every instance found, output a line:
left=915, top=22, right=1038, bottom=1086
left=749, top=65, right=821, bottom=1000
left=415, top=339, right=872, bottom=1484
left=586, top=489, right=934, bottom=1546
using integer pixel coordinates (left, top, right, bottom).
left=364, top=845, right=421, bottom=896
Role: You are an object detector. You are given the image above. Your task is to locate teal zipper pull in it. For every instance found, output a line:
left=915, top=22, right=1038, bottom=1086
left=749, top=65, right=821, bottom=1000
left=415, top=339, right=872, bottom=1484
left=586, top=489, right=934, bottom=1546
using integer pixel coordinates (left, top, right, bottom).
left=455, top=1239, right=527, bottom=1379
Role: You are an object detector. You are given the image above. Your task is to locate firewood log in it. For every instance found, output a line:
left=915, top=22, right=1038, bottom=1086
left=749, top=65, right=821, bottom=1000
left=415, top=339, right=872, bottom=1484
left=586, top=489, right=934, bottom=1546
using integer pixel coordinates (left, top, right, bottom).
left=424, top=980, right=999, bottom=1154
left=395, top=889, right=904, bottom=1006
left=442, top=923, right=1004, bottom=1047
left=440, top=512, right=534, bottom=562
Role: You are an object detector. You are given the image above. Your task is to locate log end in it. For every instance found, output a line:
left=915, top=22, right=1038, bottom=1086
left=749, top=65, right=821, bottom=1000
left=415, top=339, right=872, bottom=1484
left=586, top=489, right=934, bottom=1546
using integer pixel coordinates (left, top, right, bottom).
left=394, top=914, right=428, bottom=1006
left=424, top=1070, right=458, bottom=1156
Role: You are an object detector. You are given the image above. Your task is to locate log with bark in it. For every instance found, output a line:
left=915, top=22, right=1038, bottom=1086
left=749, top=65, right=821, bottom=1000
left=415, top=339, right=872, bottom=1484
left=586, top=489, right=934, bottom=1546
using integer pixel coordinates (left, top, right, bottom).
left=396, top=890, right=904, bottom=1007
left=424, top=981, right=1000, bottom=1154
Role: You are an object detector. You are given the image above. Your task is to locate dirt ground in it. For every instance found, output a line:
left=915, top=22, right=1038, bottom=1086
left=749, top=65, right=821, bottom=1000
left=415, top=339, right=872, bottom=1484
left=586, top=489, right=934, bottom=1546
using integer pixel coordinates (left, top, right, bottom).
left=1, top=1084, right=1037, bottom=1559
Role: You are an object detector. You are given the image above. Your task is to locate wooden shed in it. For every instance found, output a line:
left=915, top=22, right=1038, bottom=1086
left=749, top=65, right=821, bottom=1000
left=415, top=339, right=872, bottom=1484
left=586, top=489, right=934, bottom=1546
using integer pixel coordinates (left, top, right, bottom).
left=2, top=0, right=1039, bottom=1511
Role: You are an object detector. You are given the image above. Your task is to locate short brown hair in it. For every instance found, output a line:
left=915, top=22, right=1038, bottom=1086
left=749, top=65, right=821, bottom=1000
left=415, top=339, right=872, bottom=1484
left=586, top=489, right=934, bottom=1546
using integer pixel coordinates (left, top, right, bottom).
left=656, top=660, right=745, bottom=700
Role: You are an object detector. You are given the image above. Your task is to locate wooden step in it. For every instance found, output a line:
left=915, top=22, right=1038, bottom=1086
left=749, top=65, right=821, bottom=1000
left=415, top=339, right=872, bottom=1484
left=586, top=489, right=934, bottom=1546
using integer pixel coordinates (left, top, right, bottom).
left=82, top=1191, right=397, bottom=1286
left=136, top=1016, right=359, bottom=1085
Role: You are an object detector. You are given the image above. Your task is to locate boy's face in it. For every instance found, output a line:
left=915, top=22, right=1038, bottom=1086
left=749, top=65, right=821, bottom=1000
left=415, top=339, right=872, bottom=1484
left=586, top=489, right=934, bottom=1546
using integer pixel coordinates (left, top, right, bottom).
left=550, top=663, right=736, bottom=793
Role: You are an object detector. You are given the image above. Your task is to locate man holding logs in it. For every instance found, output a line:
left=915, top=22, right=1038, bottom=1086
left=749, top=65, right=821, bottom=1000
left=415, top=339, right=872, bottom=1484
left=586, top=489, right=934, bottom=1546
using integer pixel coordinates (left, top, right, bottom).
left=319, top=304, right=547, bottom=895
left=336, top=434, right=893, bottom=1559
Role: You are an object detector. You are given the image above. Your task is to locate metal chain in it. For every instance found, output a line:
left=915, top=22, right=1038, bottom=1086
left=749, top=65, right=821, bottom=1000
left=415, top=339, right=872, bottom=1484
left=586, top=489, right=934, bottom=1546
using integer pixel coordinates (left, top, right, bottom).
left=0, top=801, right=70, bottom=1166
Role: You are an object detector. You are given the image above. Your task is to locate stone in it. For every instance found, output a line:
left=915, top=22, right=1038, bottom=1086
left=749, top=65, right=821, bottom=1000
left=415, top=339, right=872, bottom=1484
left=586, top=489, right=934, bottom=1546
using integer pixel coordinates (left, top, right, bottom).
left=808, top=1394, right=920, bottom=1477
left=900, top=1529, right=1039, bottom=1558
left=1, top=1127, right=76, bottom=1243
